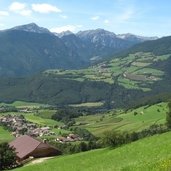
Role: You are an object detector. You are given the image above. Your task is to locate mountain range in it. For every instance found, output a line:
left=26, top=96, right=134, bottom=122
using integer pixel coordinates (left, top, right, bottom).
left=0, top=23, right=157, bottom=77
left=0, top=30, right=171, bottom=108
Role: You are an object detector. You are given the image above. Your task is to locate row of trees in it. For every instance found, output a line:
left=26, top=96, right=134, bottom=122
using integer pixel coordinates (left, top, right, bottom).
left=166, top=101, right=171, bottom=128
left=51, top=141, right=100, bottom=154
left=101, top=124, right=168, bottom=147
left=0, top=105, right=17, bottom=113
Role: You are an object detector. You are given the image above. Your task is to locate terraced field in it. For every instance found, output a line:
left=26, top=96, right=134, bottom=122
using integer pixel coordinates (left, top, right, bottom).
left=44, top=52, right=170, bottom=91
left=74, top=102, right=168, bottom=136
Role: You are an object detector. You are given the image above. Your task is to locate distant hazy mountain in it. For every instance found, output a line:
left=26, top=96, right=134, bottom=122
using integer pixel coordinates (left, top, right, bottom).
left=10, top=23, right=51, bottom=34
left=117, top=33, right=158, bottom=43
left=76, top=29, right=135, bottom=60
left=62, top=29, right=157, bottom=62
left=0, top=29, right=85, bottom=77
left=0, top=23, right=158, bottom=76
left=56, top=31, right=74, bottom=38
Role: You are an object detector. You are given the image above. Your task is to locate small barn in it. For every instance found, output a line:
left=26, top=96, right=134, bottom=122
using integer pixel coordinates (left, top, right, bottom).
left=9, top=135, right=61, bottom=161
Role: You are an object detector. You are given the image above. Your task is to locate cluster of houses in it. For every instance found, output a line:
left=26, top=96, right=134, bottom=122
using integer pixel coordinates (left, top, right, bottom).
left=0, top=114, right=82, bottom=144
left=56, top=134, right=82, bottom=143
left=0, top=115, right=55, bottom=137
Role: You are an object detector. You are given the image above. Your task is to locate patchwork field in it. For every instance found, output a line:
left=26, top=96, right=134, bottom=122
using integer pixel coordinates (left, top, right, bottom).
left=44, top=52, right=170, bottom=91
left=0, top=101, right=168, bottom=139
left=13, top=131, right=171, bottom=171
left=74, top=102, right=168, bottom=136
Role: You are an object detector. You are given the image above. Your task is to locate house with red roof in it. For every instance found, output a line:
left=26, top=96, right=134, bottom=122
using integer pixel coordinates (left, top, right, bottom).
left=9, top=135, right=61, bottom=161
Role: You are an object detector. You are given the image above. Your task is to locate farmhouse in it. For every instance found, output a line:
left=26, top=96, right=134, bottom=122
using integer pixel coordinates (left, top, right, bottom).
left=56, top=134, right=82, bottom=143
left=9, top=135, right=61, bottom=161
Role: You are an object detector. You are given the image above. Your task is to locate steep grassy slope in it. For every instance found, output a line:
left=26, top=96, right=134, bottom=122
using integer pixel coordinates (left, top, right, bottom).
left=13, top=131, right=171, bottom=171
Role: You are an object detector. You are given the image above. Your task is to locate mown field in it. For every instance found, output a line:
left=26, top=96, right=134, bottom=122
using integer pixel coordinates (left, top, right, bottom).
left=13, top=131, right=171, bottom=171
left=75, top=102, right=168, bottom=136
left=0, top=101, right=44, bottom=108
left=44, top=52, right=170, bottom=91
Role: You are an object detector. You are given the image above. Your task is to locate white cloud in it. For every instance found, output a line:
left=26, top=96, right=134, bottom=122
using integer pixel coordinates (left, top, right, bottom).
left=50, top=25, right=82, bottom=33
left=9, top=2, right=26, bottom=11
left=0, top=11, right=9, bottom=16
left=91, top=16, right=100, bottom=21
left=104, top=19, right=109, bottom=24
left=32, top=3, right=62, bottom=13
left=9, top=2, right=32, bottom=16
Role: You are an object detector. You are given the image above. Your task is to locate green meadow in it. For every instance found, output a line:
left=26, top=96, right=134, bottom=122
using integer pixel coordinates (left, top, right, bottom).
left=13, top=131, right=171, bottom=171
left=24, top=114, right=61, bottom=127
left=0, top=101, right=43, bottom=108
left=0, top=126, right=14, bottom=143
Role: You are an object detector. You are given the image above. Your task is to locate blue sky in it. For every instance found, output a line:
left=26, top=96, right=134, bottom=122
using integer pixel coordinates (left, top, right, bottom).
left=0, top=0, right=170, bottom=37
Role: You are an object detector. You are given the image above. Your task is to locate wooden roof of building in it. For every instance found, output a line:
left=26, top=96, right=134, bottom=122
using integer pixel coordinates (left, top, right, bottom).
left=9, top=135, right=58, bottom=160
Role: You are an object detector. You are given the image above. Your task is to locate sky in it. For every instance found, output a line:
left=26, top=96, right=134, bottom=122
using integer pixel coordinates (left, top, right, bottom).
left=0, top=0, right=171, bottom=37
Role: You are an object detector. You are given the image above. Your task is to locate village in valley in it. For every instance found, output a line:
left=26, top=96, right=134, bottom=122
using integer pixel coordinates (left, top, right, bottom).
left=0, top=103, right=83, bottom=144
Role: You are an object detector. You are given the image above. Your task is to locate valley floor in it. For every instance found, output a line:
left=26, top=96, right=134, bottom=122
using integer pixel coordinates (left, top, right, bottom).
left=13, top=131, right=171, bottom=171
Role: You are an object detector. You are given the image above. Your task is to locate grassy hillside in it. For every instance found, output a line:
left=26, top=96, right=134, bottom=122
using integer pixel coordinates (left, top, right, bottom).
left=13, top=131, right=171, bottom=171
left=75, top=102, right=168, bottom=136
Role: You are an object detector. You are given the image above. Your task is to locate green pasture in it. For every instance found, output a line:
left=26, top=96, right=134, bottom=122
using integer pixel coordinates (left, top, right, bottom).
left=13, top=131, right=171, bottom=171
left=75, top=102, right=168, bottom=136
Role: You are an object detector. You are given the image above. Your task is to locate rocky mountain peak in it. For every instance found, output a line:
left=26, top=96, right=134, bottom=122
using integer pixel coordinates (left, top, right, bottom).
left=10, top=23, right=51, bottom=34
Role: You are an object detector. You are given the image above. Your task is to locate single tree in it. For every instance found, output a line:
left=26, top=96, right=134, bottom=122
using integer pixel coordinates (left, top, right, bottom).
left=166, top=102, right=171, bottom=129
left=0, top=142, right=17, bottom=170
